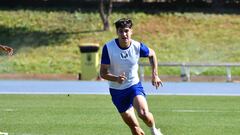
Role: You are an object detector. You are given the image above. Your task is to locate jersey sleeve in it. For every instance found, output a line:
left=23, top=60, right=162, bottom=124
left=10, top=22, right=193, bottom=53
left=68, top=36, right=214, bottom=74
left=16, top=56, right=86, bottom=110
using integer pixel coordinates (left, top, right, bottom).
left=140, top=43, right=150, bottom=57
left=101, top=45, right=110, bottom=64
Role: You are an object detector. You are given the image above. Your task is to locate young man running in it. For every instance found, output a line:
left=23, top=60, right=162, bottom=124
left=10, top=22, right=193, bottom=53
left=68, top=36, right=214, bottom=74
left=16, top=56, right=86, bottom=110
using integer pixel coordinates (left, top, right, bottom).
left=100, top=18, right=163, bottom=135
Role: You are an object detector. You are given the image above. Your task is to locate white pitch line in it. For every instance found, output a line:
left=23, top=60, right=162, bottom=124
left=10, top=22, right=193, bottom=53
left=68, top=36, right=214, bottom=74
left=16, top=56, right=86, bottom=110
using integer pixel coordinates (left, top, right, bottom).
left=2, top=108, right=15, bottom=112
left=171, top=109, right=240, bottom=113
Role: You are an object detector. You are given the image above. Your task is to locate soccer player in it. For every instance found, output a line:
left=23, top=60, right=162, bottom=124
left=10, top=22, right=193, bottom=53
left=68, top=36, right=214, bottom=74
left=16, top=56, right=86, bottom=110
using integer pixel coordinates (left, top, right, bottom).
left=100, top=18, right=163, bottom=135
left=0, top=45, right=13, bottom=55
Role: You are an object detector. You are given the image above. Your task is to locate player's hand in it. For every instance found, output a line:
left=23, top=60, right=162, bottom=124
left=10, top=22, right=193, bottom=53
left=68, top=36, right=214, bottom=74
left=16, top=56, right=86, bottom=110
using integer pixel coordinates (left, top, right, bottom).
left=152, top=75, right=163, bottom=89
left=117, top=72, right=127, bottom=84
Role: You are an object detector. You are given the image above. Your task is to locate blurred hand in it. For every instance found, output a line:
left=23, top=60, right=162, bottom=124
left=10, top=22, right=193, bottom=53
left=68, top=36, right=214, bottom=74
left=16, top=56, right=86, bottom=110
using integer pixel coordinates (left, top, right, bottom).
left=117, top=72, right=127, bottom=84
left=1, top=45, right=13, bottom=56
left=5, top=46, right=13, bottom=56
left=152, top=75, right=163, bottom=89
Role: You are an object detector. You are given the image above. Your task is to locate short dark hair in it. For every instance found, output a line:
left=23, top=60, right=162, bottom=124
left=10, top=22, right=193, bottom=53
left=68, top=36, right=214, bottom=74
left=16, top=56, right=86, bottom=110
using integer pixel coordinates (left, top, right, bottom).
left=114, top=18, right=133, bottom=30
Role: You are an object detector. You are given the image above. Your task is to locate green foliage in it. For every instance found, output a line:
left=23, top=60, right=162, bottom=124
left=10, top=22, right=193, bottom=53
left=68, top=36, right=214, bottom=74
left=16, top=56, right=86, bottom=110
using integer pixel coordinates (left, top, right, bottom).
left=1, top=95, right=240, bottom=135
left=0, top=9, right=240, bottom=75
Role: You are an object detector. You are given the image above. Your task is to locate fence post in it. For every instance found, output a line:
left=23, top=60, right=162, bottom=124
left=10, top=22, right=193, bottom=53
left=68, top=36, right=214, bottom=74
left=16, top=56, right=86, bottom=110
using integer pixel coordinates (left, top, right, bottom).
left=181, top=65, right=190, bottom=82
left=226, top=66, right=232, bottom=82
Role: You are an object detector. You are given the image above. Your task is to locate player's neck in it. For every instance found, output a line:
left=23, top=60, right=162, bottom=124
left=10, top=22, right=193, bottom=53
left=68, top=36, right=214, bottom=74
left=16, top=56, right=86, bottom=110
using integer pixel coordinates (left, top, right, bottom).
left=119, top=40, right=131, bottom=48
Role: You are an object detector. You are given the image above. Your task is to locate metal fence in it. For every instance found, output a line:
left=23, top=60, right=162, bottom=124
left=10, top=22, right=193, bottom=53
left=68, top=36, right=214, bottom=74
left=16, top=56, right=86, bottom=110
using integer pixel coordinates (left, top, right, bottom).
left=139, top=62, right=240, bottom=82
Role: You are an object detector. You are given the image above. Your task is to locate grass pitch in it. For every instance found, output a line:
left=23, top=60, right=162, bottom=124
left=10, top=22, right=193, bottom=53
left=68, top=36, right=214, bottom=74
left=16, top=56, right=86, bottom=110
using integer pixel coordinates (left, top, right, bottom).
left=0, top=95, right=240, bottom=135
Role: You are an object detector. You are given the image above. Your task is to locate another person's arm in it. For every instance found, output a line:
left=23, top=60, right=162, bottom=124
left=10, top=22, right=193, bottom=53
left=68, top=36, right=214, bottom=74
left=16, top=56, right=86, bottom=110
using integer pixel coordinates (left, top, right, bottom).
left=0, top=45, right=13, bottom=55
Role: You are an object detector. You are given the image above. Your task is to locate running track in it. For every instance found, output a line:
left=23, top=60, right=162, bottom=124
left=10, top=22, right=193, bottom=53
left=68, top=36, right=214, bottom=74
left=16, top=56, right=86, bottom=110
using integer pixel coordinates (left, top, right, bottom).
left=0, top=80, right=240, bottom=96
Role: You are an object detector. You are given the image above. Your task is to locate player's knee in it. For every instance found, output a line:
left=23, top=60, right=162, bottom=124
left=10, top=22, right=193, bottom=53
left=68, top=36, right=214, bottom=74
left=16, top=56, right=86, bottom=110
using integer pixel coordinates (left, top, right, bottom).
left=137, top=109, right=149, bottom=120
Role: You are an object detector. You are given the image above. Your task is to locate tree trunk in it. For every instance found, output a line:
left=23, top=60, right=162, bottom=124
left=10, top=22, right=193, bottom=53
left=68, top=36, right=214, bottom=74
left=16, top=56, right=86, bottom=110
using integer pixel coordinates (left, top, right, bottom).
left=99, top=0, right=113, bottom=31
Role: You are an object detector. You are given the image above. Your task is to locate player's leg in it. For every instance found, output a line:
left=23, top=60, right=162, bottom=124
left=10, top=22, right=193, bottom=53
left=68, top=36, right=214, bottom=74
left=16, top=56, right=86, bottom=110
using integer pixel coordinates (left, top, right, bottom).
left=110, top=87, right=145, bottom=135
left=133, top=95, right=155, bottom=127
left=120, top=107, right=145, bottom=135
left=133, top=95, right=163, bottom=135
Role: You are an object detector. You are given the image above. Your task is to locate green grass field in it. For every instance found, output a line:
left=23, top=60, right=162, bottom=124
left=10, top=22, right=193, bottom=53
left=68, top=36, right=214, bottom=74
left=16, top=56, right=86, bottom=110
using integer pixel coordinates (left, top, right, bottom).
left=1, top=95, right=240, bottom=135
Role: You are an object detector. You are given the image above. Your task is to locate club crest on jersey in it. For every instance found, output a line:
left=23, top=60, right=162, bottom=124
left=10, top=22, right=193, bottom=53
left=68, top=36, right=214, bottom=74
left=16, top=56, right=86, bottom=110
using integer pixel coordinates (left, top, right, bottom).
left=120, top=52, right=128, bottom=59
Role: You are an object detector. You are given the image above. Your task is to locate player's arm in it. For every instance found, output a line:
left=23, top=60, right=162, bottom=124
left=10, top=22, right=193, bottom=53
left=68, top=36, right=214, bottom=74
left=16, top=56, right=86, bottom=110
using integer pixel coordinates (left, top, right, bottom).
left=100, top=64, right=126, bottom=84
left=100, top=45, right=126, bottom=84
left=148, top=48, right=163, bottom=88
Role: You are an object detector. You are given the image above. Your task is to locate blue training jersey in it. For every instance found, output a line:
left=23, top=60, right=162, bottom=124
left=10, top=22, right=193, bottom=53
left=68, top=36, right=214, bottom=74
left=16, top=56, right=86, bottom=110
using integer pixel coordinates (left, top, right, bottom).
left=101, top=39, right=149, bottom=90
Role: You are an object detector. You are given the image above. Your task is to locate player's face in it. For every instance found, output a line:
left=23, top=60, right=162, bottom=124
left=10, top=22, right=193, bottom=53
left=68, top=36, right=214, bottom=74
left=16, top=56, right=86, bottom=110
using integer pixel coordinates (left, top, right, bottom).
left=117, top=27, right=132, bottom=45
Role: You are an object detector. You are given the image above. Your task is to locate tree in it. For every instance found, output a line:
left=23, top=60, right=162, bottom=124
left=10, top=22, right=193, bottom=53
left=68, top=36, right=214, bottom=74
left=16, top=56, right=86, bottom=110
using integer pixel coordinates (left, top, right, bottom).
left=132, top=0, right=144, bottom=3
left=212, top=0, right=225, bottom=9
left=99, top=0, right=113, bottom=31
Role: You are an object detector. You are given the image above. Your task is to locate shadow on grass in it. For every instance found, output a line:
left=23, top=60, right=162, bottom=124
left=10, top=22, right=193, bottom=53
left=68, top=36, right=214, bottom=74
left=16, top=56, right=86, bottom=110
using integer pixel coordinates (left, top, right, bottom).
left=0, top=25, right=102, bottom=52
left=0, top=1, right=239, bottom=14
